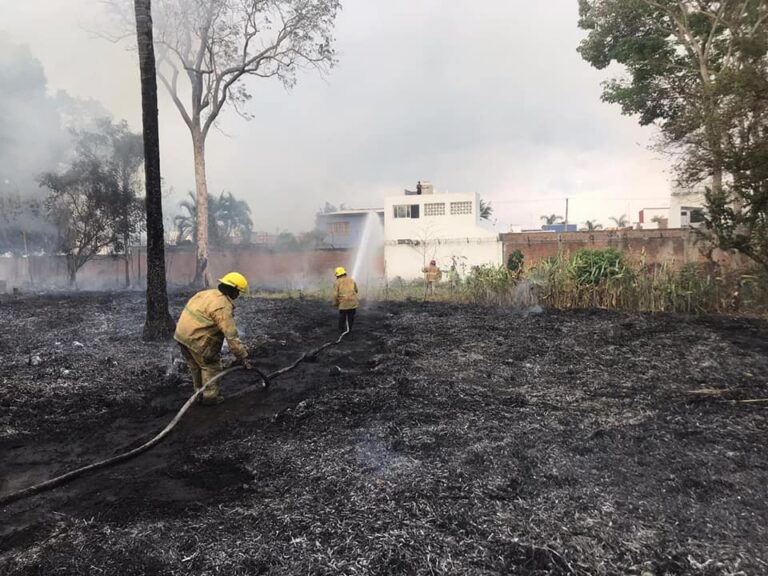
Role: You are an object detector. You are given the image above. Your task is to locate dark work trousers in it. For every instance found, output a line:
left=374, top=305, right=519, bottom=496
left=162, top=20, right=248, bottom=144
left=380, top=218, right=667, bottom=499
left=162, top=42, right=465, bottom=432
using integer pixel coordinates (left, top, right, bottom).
left=338, top=308, right=356, bottom=333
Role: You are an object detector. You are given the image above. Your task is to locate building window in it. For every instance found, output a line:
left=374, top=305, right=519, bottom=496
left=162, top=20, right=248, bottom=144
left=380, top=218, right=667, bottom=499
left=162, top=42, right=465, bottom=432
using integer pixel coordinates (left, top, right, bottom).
left=450, top=201, right=472, bottom=215
left=328, top=221, right=350, bottom=235
left=689, top=208, right=706, bottom=223
left=424, top=202, right=445, bottom=216
left=393, top=204, right=420, bottom=219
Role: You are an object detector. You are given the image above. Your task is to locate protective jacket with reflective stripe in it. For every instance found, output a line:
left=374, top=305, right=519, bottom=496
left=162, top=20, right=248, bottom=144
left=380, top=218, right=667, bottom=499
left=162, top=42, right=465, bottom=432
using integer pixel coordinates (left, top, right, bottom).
left=332, top=277, right=359, bottom=310
left=174, top=289, right=248, bottom=360
left=422, top=264, right=442, bottom=283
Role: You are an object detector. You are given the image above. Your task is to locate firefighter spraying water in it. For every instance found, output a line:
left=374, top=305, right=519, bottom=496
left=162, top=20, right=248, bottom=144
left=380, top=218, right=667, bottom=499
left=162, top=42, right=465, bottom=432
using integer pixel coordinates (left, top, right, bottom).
left=332, top=267, right=359, bottom=333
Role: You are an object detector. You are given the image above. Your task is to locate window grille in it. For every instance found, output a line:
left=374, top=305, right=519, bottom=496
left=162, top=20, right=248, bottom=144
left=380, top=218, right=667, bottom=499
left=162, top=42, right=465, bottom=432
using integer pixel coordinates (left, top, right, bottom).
left=424, top=203, right=445, bottom=216
left=450, top=201, right=472, bottom=215
left=328, top=222, right=350, bottom=235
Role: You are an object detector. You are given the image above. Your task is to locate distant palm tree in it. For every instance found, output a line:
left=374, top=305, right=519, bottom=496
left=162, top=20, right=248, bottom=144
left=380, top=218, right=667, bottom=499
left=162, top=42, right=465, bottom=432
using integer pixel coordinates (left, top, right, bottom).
left=174, top=192, right=198, bottom=244
left=581, top=219, right=603, bottom=231
left=480, top=198, right=493, bottom=220
left=175, top=191, right=253, bottom=245
left=610, top=214, right=629, bottom=228
left=216, top=191, right=253, bottom=244
left=540, top=214, right=563, bottom=225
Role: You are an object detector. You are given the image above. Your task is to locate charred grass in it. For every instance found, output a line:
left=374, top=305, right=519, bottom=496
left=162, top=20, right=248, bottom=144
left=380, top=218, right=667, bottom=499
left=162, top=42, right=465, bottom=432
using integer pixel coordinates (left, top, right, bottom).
left=1, top=293, right=768, bottom=575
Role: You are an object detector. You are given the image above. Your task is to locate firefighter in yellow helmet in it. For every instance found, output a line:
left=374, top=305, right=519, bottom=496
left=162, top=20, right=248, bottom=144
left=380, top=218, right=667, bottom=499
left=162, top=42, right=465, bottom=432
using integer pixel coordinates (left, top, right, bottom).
left=332, top=267, right=358, bottom=333
left=174, top=272, right=252, bottom=406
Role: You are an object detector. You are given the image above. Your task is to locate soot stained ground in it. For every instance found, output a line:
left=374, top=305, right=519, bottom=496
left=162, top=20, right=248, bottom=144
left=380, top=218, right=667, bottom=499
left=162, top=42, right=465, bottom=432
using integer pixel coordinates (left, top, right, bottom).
left=1, top=292, right=767, bottom=575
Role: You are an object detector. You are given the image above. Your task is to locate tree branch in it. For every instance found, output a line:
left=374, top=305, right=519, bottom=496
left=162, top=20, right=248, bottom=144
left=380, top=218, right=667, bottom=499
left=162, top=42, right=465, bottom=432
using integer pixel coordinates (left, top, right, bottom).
left=157, top=65, right=193, bottom=129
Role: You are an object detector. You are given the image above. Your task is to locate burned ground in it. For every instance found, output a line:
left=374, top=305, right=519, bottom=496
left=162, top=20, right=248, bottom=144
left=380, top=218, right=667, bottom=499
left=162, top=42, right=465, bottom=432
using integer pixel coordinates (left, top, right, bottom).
left=1, top=293, right=767, bottom=575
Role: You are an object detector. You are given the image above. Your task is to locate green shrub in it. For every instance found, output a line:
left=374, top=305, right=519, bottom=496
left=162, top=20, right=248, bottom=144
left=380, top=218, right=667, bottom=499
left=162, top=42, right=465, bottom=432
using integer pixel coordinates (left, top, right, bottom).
left=462, top=264, right=516, bottom=305
left=570, top=248, right=626, bottom=285
left=506, top=250, right=524, bottom=273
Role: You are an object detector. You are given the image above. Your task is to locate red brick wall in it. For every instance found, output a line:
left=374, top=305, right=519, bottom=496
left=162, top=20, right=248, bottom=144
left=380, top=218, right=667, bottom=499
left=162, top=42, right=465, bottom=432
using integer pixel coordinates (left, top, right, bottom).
left=501, top=229, right=744, bottom=270
left=163, top=247, right=362, bottom=287
left=0, top=247, right=385, bottom=290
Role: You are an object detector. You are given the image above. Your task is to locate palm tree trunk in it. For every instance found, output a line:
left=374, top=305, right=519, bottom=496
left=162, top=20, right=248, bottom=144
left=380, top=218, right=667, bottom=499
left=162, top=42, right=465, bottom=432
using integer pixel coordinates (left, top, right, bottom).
left=135, top=0, right=174, bottom=340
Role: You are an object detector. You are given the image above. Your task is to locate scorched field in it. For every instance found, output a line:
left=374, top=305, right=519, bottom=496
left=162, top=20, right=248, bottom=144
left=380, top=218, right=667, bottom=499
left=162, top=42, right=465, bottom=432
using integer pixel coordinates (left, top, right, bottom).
left=1, top=292, right=767, bottom=575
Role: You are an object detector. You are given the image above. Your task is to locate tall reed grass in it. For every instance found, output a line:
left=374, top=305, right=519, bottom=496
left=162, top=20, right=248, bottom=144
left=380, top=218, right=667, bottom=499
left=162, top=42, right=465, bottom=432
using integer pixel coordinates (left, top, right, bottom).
left=458, top=249, right=762, bottom=314
left=290, top=249, right=767, bottom=315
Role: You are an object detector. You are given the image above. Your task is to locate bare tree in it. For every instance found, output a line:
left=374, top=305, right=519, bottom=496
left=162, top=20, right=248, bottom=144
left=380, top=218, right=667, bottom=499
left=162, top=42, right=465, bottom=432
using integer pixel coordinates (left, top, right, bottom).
left=145, top=0, right=339, bottom=285
left=135, top=0, right=175, bottom=340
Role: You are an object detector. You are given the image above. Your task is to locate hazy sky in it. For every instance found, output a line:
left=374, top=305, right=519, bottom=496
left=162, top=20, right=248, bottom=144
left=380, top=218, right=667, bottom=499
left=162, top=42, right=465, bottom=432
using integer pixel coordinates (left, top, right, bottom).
left=1, top=0, right=672, bottom=232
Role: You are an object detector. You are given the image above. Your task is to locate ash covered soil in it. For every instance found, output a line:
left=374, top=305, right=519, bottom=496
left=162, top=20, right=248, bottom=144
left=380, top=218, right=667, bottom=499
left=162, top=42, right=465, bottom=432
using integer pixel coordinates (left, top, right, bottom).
left=1, top=293, right=768, bottom=575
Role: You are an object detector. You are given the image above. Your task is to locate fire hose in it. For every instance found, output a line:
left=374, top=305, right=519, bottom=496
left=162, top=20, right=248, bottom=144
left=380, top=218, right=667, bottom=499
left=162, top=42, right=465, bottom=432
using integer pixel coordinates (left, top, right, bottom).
left=0, top=327, right=350, bottom=507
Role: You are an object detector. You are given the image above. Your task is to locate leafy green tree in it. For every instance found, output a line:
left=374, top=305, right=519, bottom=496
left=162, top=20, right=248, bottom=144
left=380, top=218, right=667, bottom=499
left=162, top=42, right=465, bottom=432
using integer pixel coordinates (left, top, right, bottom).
left=578, top=0, right=768, bottom=272
left=40, top=159, right=125, bottom=286
left=39, top=120, right=146, bottom=287
left=76, top=118, right=145, bottom=287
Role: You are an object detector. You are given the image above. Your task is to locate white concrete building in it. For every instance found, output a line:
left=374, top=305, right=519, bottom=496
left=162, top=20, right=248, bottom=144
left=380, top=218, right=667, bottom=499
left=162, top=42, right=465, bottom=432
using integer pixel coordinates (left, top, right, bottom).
left=637, top=207, right=670, bottom=229
left=383, top=188, right=501, bottom=280
left=669, top=186, right=707, bottom=228
left=638, top=184, right=708, bottom=229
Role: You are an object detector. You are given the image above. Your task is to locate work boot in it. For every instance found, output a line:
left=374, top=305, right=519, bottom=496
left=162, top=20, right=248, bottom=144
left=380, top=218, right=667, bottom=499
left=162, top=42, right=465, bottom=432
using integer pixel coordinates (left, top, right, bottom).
left=200, top=395, right=225, bottom=406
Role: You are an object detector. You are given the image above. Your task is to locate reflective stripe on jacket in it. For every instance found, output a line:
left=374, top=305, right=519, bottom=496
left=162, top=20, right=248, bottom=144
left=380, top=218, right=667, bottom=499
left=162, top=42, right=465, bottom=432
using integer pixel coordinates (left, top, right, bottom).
left=332, top=277, right=359, bottom=310
left=174, top=289, right=248, bottom=360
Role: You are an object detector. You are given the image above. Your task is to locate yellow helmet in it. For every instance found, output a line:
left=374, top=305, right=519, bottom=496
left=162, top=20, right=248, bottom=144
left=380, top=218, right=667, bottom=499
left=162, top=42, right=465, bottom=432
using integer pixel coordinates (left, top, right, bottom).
left=335, top=267, right=347, bottom=277
left=218, top=272, right=249, bottom=293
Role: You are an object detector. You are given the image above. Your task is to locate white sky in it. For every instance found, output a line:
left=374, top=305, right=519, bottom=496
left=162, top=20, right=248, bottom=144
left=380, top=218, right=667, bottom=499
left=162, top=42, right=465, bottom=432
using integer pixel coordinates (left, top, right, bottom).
left=1, top=0, right=673, bottom=232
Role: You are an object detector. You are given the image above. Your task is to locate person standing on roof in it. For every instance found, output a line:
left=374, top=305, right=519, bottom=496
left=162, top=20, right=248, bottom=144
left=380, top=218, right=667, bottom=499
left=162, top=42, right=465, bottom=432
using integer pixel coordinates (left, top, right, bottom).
left=332, top=267, right=359, bottom=333
left=422, top=259, right=442, bottom=295
left=174, top=272, right=252, bottom=406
